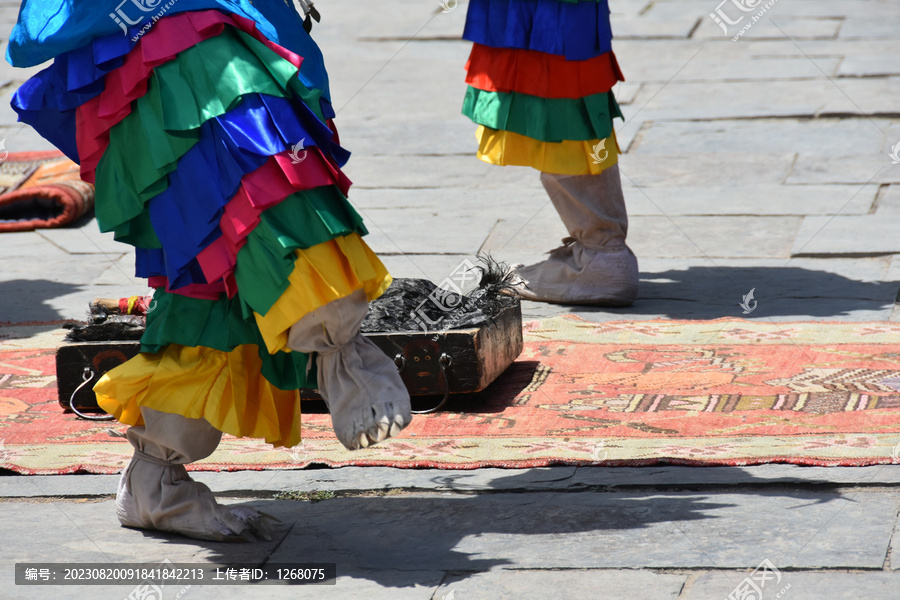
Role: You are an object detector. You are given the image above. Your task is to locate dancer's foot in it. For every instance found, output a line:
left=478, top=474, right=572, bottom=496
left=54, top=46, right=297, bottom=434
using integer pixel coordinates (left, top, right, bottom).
left=510, top=238, right=638, bottom=306
left=322, top=333, right=411, bottom=450
left=117, top=451, right=280, bottom=542
left=287, top=289, right=412, bottom=450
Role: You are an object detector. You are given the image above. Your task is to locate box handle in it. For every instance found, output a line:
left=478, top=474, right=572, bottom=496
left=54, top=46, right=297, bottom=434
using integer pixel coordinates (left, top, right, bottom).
left=69, top=367, right=115, bottom=421
left=410, top=353, right=453, bottom=415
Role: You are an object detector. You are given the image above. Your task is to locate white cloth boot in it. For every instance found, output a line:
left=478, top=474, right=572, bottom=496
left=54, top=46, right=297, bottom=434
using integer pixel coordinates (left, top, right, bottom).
left=513, top=165, right=639, bottom=306
left=287, top=289, right=411, bottom=450
left=117, top=407, right=277, bottom=542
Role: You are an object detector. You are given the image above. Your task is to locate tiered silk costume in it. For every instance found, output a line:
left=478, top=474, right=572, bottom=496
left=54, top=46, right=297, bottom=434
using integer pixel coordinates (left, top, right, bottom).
left=460, top=0, right=638, bottom=307
left=462, top=0, right=624, bottom=177
left=8, top=1, right=392, bottom=449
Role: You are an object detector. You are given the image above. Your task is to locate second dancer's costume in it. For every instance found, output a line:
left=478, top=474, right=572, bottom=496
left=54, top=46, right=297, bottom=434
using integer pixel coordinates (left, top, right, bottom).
left=462, top=0, right=639, bottom=306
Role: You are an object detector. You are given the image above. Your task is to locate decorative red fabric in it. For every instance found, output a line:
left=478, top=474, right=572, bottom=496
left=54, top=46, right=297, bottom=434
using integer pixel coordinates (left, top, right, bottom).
left=465, top=43, right=624, bottom=99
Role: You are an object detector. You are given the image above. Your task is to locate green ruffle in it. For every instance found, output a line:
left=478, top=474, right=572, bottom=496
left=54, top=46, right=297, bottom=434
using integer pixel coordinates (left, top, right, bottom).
left=141, top=289, right=315, bottom=391
left=462, top=86, right=622, bottom=143
left=94, top=27, right=321, bottom=245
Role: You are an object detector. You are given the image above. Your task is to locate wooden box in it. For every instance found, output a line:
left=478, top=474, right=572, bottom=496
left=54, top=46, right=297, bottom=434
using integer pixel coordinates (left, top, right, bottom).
left=57, top=302, right=523, bottom=413
left=365, top=301, right=523, bottom=396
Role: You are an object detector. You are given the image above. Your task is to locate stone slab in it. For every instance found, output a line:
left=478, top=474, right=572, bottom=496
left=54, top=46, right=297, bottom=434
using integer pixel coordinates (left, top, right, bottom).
left=0, top=88, right=24, bottom=127
left=632, top=256, right=896, bottom=320
left=509, top=254, right=899, bottom=322
left=635, top=256, right=894, bottom=298
left=520, top=297, right=896, bottom=323
left=787, top=155, right=900, bottom=185
left=839, top=53, right=900, bottom=77
left=90, top=252, right=144, bottom=288
left=695, top=15, right=843, bottom=41
left=0, top=498, right=300, bottom=564
left=351, top=187, right=542, bottom=212
left=355, top=208, right=497, bottom=255
left=883, top=123, right=900, bottom=154
left=6, top=464, right=900, bottom=499
left=764, top=0, right=899, bottom=21
left=624, top=79, right=900, bottom=121
left=892, top=513, right=900, bottom=570
left=618, top=185, right=878, bottom=217
left=618, top=153, right=795, bottom=187
left=0, top=498, right=444, bottom=600
left=481, top=215, right=803, bottom=261
left=344, top=155, right=495, bottom=189
left=337, top=116, right=476, bottom=158
left=315, top=43, right=470, bottom=122
left=0, top=230, right=69, bottom=261
left=268, top=490, right=898, bottom=570
left=610, top=11, right=699, bottom=39
left=839, top=16, right=900, bottom=39
left=571, top=464, right=900, bottom=489
left=800, top=38, right=900, bottom=56
left=688, top=572, right=900, bottom=600
left=630, top=119, right=889, bottom=156
left=314, top=0, right=465, bottom=42
left=614, top=39, right=843, bottom=82
left=436, top=569, right=686, bottom=600
left=0, top=122, right=57, bottom=153
left=7, top=570, right=443, bottom=600
left=0, top=261, right=146, bottom=322
left=0, top=278, right=87, bottom=323
left=792, top=215, right=900, bottom=255
left=37, top=223, right=132, bottom=256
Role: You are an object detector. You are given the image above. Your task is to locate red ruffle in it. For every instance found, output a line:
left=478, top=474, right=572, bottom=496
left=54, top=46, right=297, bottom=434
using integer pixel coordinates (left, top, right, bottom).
left=76, top=10, right=303, bottom=183
left=147, top=277, right=228, bottom=300
left=465, top=43, right=624, bottom=99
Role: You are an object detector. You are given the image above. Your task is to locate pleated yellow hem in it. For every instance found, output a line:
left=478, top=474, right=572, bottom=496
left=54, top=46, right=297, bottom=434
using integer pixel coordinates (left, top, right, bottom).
left=254, top=233, right=392, bottom=354
left=95, top=344, right=302, bottom=448
left=475, top=125, right=619, bottom=176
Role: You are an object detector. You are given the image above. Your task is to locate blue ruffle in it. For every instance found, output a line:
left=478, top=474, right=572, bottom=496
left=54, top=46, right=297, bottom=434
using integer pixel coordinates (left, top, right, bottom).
left=463, top=0, right=613, bottom=61
left=10, top=12, right=336, bottom=164
left=7, top=1, right=330, bottom=103
left=132, top=93, right=348, bottom=289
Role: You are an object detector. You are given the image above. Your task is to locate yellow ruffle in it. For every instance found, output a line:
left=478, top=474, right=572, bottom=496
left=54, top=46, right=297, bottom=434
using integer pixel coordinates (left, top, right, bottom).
left=95, top=344, right=302, bottom=447
left=254, top=233, right=392, bottom=354
left=94, top=233, right=392, bottom=447
left=475, top=125, right=619, bottom=176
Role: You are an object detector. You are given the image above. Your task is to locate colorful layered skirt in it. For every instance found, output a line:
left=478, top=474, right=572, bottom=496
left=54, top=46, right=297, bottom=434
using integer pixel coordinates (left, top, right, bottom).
left=8, top=1, right=391, bottom=447
left=462, top=0, right=624, bottom=175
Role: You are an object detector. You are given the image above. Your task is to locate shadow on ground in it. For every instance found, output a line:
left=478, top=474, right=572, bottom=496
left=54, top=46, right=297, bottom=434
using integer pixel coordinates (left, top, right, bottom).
left=119, top=468, right=853, bottom=590
left=0, top=279, right=81, bottom=323
left=550, top=266, right=898, bottom=320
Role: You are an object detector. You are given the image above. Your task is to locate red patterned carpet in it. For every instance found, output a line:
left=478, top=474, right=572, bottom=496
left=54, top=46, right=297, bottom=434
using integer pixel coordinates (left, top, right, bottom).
left=2, top=317, right=900, bottom=474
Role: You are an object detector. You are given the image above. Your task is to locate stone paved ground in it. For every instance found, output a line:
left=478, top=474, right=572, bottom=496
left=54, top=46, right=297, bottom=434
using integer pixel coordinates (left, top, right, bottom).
left=1, top=0, right=900, bottom=598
